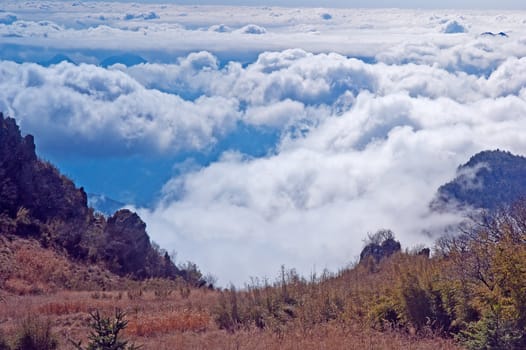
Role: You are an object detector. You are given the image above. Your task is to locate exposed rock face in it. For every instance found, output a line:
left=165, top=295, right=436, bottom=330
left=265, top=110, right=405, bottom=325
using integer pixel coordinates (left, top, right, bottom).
left=104, top=209, right=152, bottom=278
left=0, top=112, right=190, bottom=282
left=0, top=112, right=88, bottom=222
left=359, top=237, right=401, bottom=263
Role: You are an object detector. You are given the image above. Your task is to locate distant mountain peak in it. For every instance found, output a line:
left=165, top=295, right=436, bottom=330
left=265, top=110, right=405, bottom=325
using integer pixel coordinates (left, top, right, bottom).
left=432, top=149, right=526, bottom=212
left=87, top=193, right=125, bottom=216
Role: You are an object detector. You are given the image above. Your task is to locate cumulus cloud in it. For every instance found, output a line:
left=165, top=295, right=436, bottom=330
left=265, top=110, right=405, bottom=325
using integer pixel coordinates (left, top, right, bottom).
left=443, top=20, right=467, bottom=33
left=2, top=1, right=526, bottom=286
left=0, top=61, right=239, bottom=155
left=236, top=24, right=267, bottom=34
left=0, top=20, right=64, bottom=38
left=208, top=24, right=232, bottom=32
left=3, top=2, right=525, bottom=65
left=131, top=50, right=526, bottom=285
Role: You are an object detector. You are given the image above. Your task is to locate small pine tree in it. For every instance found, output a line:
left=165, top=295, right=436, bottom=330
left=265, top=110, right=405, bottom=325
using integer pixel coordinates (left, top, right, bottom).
left=70, top=310, right=141, bottom=350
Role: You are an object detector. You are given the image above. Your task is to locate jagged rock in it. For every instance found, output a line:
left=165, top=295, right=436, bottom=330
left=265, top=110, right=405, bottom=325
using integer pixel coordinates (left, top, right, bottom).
left=0, top=112, right=88, bottom=222
left=417, top=248, right=430, bottom=258
left=480, top=31, right=508, bottom=37
left=0, top=112, right=192, bottom=283
left=104, top=209, right=152, bottom=278
left=359, top=237, right=401, bottom=263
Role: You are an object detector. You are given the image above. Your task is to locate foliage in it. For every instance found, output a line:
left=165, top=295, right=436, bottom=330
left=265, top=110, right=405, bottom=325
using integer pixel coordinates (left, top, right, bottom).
left=207, top=204, right=526, bottom=349
left=368, top=297, right=400, bottom=330
left=434, top=150, right=526, bottom=211
left=177, top=261, right=205, bottom=287
left=70, top=310, right=141, bottom=350
left=458, top=306, right=523, bottom=350
left=365, top=229, right=395, bottom=245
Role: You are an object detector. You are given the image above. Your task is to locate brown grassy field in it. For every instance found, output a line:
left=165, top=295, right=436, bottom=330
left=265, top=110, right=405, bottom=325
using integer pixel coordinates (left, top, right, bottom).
left=0, top=238, right=462, bottom=349
left=0, top=289, right=460, bottom=350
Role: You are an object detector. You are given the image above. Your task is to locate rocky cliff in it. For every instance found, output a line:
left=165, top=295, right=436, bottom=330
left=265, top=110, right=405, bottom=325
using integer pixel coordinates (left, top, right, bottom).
left=0, top=112, right=195, bottom=283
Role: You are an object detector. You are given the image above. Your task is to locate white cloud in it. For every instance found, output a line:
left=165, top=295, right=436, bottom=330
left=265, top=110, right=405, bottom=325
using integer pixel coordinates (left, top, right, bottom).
left=2, top=3, right=526, bottom=64
left=236, top=24, right=267, bottom=34
left=208, top=24, right=232, bottom=32
left=0, top=61, right=240, bottom=155
left=2, top=2, right=526, bottom=286
left=123, top=12, right=160, bottom=21
left=139, top=83, right=526, bottom=286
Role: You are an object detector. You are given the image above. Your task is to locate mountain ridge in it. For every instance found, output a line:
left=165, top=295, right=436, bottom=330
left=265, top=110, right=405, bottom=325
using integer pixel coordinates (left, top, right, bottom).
left=432, top=149, right=526, bottom=212
left=0, top=112, right=203, bottom=285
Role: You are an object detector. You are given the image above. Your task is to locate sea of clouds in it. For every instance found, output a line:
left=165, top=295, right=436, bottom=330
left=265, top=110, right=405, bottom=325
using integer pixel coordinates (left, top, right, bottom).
left=2, top=1, right=526, bottom=285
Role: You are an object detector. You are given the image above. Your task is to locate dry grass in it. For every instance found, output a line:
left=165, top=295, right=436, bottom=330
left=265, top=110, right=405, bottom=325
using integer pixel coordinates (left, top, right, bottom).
left=0, top=288, right=463, bottom=350
left=127, top=310, right=211, bottom=335
left=126, top=323, right=460, bottom=350
left=0, top=235, right=464, bottom=349
left=0, top=236, right=127, bottom=293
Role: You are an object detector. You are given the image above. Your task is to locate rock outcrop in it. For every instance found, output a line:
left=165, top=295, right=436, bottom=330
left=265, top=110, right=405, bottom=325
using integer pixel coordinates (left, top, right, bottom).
left=0, top=112, right=197, bottom=282
left=104, top=209, right=155, bottom=278
left=359, top=230, right=401, bottom=264
left=0, top=112, right=88, bottom=222
left=360, top=237, right=401, bottom=263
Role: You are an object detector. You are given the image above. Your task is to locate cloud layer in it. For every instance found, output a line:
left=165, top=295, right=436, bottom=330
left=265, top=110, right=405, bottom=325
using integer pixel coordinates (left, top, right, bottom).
left=2, top=2, right=526, bottom=285
left=2, top=1, right=526, bottom=62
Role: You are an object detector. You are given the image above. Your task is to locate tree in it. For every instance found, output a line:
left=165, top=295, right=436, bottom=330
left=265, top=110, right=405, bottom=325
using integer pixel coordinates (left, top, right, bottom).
left=70, top=310, right=141, bottom=350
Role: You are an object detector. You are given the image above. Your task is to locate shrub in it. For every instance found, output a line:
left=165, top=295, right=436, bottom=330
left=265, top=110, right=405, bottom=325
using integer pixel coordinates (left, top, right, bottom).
left=368, top=298, right=400, bottom=331
left=458, top=306, right=522, bottom=350
left=71, top=309, right=141, bottom=350
left=399, top=273, right=433, bottom=330
left=214, top=286, right=241, bottom=332
left=14, top=316, right=58, bottom=350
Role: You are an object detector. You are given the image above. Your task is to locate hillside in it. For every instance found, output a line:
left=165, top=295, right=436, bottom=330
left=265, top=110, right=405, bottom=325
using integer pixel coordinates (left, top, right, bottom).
left=0, top=112, right=200, bottom=284
left=432, top=150, right=526, bottom=211
left=3, top=112, right=526, bottom=349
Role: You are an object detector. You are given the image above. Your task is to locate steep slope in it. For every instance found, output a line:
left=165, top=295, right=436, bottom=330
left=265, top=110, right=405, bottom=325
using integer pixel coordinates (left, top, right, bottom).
left=0, top=112, right=196, bottom=283
left=0, top=115, right=88, bottom=222
left=432, top=150, right=526, bottom=211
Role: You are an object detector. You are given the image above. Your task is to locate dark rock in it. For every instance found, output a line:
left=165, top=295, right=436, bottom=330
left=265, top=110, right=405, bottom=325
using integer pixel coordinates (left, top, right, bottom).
left=360, top=237, right=401, bottom=263
left=417, top=248, right=430, bottom=258
left=0, top=112, right=88, bottom=222
left=104, top=209, right=151, bottom=278
left=0, top=112, right=193, bottom=283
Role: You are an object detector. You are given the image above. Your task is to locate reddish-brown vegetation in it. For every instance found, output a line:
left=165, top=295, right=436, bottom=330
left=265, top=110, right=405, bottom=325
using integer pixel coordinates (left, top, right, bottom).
left=0, top=233, right=463, bottom=349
